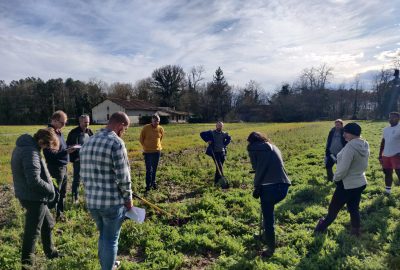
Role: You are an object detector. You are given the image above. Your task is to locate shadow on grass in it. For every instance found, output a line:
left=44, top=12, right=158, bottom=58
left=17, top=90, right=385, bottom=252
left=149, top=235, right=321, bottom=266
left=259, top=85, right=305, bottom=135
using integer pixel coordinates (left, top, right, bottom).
left=276, top=183, right=333, bottom=217
left=387, top=222, right=400, bottom=269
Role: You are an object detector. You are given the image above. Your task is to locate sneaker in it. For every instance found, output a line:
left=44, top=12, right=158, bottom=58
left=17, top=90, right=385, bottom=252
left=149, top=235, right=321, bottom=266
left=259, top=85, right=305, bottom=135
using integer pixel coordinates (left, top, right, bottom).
left=261, top=248, right=274, bottom=258
left=113, top=260, right=121, bottom=269
left=72, top=197, right=79, bottom=205
left=144, top=187, right=150, bottom=194
left=56, top=213, right=66, bottom=222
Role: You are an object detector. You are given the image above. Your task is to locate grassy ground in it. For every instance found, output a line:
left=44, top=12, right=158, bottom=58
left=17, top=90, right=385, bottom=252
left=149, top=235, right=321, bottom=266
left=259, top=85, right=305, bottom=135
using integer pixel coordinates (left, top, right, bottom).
left=0, top=122, right=399, bottom=270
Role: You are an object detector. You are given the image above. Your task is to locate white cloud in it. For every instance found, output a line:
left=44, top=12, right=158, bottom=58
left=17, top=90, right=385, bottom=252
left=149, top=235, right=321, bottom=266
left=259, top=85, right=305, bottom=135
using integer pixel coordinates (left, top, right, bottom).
left=0, top=0, right=399, bottom=91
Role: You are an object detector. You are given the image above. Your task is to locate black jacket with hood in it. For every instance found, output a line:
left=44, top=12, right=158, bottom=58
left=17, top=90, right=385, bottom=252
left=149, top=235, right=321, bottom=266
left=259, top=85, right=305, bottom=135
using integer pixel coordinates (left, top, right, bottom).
left=11, top=134, right=55, bottom=202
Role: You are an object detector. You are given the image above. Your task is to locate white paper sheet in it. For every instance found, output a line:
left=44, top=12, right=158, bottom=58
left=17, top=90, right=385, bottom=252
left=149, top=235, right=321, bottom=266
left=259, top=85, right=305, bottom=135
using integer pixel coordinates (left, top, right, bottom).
left=125, top=207, right=146, bottom=223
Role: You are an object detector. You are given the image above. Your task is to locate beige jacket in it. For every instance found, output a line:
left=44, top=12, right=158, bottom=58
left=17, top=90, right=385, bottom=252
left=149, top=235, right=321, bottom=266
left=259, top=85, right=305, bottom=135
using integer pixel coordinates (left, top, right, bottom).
left=333, top=138, right=369, bottom=189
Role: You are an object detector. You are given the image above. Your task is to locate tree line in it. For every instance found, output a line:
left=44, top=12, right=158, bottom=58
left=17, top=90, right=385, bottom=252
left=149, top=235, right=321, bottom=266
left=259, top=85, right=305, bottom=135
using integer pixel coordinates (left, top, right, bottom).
left=0, top=64, right=397, bottom=124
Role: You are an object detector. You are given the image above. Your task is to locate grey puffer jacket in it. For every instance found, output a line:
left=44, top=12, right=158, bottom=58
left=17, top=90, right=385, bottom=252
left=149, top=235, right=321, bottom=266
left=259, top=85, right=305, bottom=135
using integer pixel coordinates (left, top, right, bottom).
left=248, top=141, right=291, bottom=187
left=11, top=134, right=55, bottom=202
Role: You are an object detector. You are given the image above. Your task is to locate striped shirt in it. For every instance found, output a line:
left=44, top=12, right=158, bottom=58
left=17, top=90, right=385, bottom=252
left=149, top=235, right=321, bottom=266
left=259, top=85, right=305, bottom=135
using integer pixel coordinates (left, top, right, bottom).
left=80, top=128, right=132, bottom=209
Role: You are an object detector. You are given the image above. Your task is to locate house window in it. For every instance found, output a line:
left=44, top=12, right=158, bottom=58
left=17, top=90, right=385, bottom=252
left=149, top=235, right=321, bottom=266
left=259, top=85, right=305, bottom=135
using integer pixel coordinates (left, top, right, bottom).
left=107, top=114, right=109, bottom=120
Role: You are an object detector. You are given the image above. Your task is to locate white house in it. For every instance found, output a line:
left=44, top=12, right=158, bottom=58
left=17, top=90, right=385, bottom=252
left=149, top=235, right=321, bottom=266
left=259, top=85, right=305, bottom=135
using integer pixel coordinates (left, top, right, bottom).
left=92, top=98, right=190, bottom=124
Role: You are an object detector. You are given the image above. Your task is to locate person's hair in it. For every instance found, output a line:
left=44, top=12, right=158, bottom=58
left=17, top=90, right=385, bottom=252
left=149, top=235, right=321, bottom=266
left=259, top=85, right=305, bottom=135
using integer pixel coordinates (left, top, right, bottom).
left=108, top=112, right=129, bottom=125
left=247, top=132, right=270, bottom=144
left=79, top=114, right=89, bottom=120
left=33, top=128, right=59, bottom=149
left=50, top=110, right=67, bottom=121
left=389, top=112, right=400, bottom=117
left=216, top=121, right=224, bottom=126
left=152, top=114, right=160, bottom=121
left=334, top=119, right=343, bottom=125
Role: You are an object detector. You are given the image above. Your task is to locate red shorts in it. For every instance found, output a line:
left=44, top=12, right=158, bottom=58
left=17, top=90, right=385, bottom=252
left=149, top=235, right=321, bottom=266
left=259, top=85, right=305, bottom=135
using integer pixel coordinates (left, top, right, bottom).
left=382, top=155, right=400, bottom=170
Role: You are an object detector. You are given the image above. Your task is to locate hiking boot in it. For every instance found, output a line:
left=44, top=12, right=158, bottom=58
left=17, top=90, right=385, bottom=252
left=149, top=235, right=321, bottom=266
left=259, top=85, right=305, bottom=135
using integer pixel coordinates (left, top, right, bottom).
left=314, top=218, right=326, bottom=233
left=46, top=250, right=63, bottom=259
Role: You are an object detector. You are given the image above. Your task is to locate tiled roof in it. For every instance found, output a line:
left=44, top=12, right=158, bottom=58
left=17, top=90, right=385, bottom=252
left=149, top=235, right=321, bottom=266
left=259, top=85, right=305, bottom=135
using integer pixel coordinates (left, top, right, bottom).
left=108, top=98, right=190, bottom=115
left=109, top=98, right=158, bottom=111
left=157, top=107, right=190, bottom=115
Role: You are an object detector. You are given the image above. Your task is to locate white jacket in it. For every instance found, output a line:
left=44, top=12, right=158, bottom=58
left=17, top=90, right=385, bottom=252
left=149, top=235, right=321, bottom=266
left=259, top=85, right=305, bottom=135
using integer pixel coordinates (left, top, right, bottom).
left=333, top=138, right=369, bottom=189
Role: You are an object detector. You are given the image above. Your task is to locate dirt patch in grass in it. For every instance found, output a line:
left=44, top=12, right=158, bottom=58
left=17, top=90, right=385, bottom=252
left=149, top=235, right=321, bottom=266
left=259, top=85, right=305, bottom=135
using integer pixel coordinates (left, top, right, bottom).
left=182, top=253, right=218, bottom=270
left=0, top=184, right=16, bottom=228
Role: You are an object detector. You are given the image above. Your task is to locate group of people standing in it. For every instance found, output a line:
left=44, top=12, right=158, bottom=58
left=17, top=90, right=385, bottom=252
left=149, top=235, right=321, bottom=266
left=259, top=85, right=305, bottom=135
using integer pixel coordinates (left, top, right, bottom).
left=10, top=109, right=400, bottom=269
left=10, top=111, right=165, bottom=269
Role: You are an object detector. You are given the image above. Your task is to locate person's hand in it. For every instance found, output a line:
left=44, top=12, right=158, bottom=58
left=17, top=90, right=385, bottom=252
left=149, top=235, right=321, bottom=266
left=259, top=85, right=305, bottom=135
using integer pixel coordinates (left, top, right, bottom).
left=67, top=147, right=77, bottom=154
left=252, top=187, right=261, bottom=199
left=124, top=200, right=133, bottom=210
left=48, top=187, right=60, bottom=209
left=378, top=156, right=383, bottom=165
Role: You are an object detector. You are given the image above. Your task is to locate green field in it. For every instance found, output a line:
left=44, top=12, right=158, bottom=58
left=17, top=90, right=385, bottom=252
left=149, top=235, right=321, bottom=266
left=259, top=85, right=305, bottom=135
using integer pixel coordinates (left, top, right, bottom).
left=1, top=122, right=399, bottom=270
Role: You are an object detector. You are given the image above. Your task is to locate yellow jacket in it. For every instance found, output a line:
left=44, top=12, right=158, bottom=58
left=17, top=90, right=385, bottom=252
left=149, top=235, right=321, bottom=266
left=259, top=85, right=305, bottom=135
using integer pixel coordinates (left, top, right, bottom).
left=140, top=124, right=164, bottom=152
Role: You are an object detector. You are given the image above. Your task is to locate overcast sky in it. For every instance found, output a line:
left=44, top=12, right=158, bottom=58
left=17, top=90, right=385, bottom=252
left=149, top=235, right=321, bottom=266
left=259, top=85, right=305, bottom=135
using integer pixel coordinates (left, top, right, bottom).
left=0, top=0, right=399, bottom=92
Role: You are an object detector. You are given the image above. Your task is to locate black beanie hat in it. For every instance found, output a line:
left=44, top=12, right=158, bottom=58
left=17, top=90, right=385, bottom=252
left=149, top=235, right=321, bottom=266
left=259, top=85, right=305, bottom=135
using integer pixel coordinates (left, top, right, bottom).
left=343, top=122, right=361, bottom=136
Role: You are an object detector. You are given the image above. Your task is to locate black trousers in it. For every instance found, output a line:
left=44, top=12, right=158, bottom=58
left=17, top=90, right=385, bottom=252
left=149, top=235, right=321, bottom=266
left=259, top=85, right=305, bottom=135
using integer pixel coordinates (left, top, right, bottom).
left=71, top=161, right=80, bottom=199
left=212, top=152, right=225, bottom=184
left=48, top=165, right=67, bottom=217
left=325, top=155, right=336, bottom=181
left=19, top=200, right=56, bottom=269
left=319, top=181, right=366, bottom=230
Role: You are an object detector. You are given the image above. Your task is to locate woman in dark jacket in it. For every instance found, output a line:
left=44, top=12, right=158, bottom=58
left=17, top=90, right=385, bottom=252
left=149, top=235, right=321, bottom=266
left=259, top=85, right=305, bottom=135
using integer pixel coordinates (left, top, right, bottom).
left=11, top=128, right=60, bottom=269
left=247, top=132, right=291, bottom=257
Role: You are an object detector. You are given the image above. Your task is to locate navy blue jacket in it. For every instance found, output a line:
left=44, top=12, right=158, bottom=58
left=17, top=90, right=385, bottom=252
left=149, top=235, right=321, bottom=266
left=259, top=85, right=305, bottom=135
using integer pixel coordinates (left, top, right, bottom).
left=325, top=127, right=347, bottom=156
left=43, top=124, right=69, bottom=168
left=200, top=130, right=231, bottom=156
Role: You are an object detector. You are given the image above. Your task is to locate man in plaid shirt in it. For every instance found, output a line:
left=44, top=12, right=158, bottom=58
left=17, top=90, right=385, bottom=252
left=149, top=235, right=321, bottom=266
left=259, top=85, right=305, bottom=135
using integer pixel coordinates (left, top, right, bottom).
left=80, top=112, right=133, bottom=270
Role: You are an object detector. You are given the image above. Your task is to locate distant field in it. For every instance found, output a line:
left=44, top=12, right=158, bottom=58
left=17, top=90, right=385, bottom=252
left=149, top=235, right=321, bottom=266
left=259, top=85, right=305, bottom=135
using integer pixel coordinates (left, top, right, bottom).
left=1, top=121, right=399, bottom=270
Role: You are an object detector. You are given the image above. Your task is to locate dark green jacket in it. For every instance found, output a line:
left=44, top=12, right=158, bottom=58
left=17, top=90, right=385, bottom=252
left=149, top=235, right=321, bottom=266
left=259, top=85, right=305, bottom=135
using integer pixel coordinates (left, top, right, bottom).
left=11, top=134, right=55, bottom=202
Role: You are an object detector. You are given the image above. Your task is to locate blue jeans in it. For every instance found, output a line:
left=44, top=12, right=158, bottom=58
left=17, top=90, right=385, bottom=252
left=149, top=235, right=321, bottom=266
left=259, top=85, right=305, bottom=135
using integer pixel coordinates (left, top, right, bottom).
left=89, top=205, right=125, bottom=270
left=260, top=183, right=289, bottom=244
left=144, top=152, right=161, bottom=188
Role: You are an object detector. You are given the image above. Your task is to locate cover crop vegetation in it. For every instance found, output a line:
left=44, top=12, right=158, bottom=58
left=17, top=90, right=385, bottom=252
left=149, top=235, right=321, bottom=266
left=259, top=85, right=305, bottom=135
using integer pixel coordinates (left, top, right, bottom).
left=0, top=122, right=399, bottom=270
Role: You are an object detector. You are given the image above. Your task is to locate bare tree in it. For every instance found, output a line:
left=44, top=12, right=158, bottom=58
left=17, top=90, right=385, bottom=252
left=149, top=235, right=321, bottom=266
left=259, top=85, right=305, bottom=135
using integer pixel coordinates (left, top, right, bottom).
left=133, top=77, right=154, bottom=102
left=188, top=65, right=205, bottom=91
left=108, top=82, right=134, bottom=100
left=372, top=68, right=392, bottom=118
